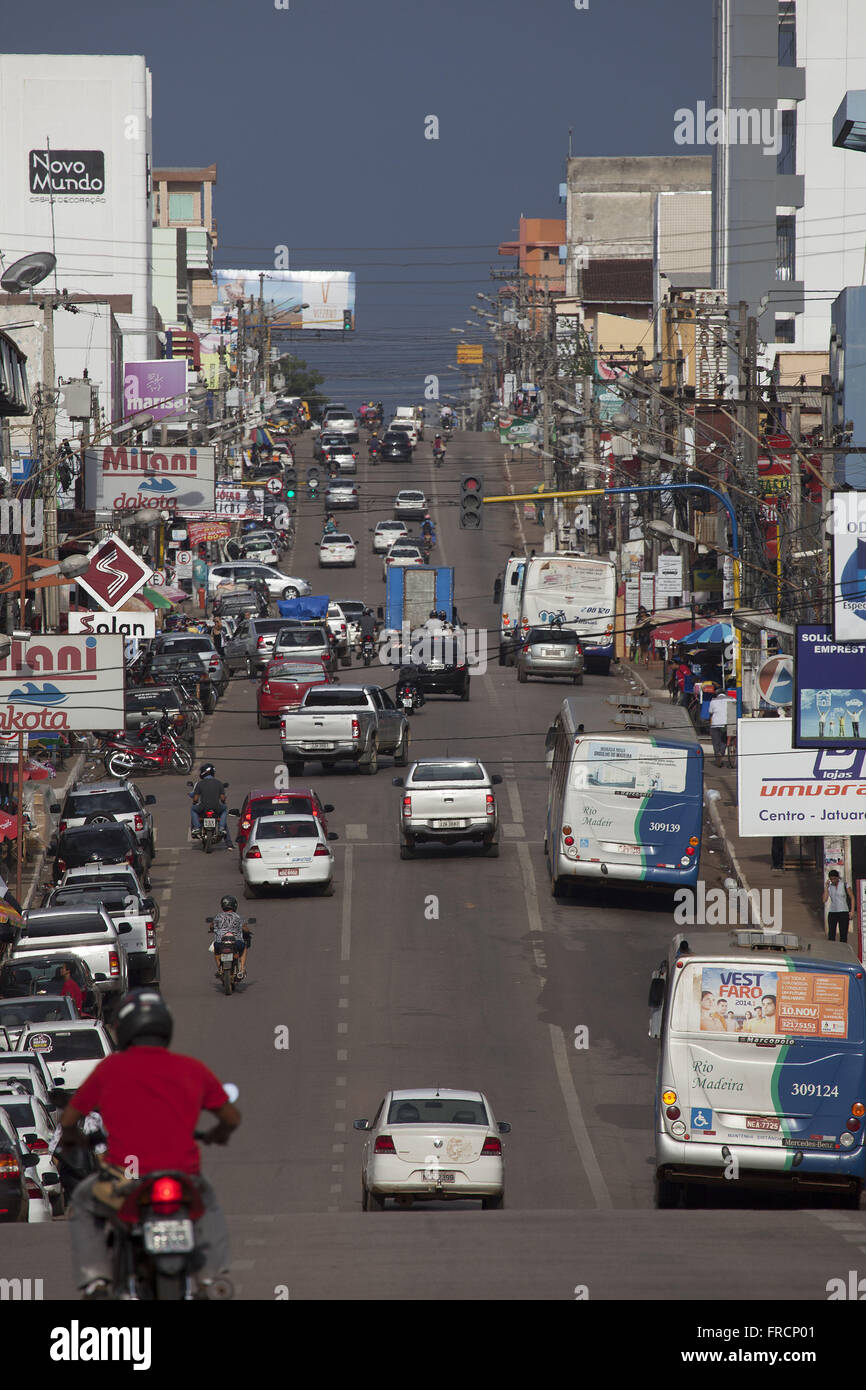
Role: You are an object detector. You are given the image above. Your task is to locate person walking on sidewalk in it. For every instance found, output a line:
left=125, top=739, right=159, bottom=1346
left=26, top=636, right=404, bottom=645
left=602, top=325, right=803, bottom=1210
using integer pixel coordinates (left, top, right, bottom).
left=708, top=687, right=733, bottom=766
left=823, top=870, right=852, bottom=943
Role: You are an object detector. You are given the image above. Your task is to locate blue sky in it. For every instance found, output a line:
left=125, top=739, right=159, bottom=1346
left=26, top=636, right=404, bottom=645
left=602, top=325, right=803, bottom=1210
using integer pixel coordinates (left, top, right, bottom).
left=8, top=0, right=711, bottom=410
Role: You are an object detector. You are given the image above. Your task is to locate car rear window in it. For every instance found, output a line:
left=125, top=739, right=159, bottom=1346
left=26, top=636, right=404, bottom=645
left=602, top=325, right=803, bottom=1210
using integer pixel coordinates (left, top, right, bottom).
left=252, top=620, right=286, bottom=634
left=0, top=1000, right=73, bottom=1026
left=161, top=637, right=211, bottom=652
left=65, top=791, right=138, bottom=817
left=268, top=664, right=324, bottom=678
left=387, top=1098, right=489, bottom=1125
left=304, top=690, right=365, bottom=707
left=256, top=821, right=318, bottom=839
left=127, top=689, right=180, bottom=712
left=398, top=493, right=423, bottom=501
left=249, top=796, right=313, bottom=818
left=278, top=630, right=327, bottom=648
left=411, top=763, right=484, bottom=782
left=528, top=629, right=579, bottom=644
left=59, top=827, right=131, bottom=856
left=325, top=535, right=353, bottom=545
left=22, top=1031, right=106, bottom=1061
left=22, top=915, right=109, bottom=937
left=338, top=602, right=366, bottom=616
left=0, top=1099, right=35, bottom=1127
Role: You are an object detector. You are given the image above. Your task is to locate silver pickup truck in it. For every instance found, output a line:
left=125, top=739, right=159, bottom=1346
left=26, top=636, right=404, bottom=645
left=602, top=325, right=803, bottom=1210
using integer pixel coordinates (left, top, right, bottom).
left=9, top=908, right=130, bottom=1002
left=392, top=758, right=503, bottom=857
left=43, top=881, right=159, bottom=987
left=280, top=684, right=410, bottom=776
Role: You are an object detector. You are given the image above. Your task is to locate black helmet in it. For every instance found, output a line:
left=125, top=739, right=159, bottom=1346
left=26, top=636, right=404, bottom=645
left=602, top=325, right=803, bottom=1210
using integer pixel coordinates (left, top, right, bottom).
left=116, top=988, right=173, bottom=1051
left=429, top=610, right=438, bottom=619
left=221, top=895, right=238, bottom=912
left=200, top=764, right=216, bottom=779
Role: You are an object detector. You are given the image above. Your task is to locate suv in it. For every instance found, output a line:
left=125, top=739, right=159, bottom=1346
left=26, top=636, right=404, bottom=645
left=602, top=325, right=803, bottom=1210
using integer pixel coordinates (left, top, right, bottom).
left=223, top=616, right=292, bottom=677
left=52, top=823, right=151, bottom=888
left=398, top=637, right=470, bottom=700
left=52, top=780, right=157, bottom=861
left=211, top=587, right=269, bottom=622
left=231, top=787, right=334, bottom=860
left=379, top=433, right=412, bottom=463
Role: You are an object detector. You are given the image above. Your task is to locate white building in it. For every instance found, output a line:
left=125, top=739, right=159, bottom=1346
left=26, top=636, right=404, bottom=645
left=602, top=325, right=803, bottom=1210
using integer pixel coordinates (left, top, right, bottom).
left=712, top=0, right=866, bottom=360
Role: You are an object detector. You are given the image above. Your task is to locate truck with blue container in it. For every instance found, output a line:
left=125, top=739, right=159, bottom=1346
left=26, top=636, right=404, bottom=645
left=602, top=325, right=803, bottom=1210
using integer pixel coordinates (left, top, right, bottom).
left=382, top=565, right=455, bottom=635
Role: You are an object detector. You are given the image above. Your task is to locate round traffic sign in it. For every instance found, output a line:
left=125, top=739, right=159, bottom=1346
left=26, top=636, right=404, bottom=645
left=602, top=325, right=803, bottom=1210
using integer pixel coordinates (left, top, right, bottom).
left=150, top=570, right=166, bottom=587
left=266, top=476, right=282, bottom=495
left=758, top=654, right=794, bottom=706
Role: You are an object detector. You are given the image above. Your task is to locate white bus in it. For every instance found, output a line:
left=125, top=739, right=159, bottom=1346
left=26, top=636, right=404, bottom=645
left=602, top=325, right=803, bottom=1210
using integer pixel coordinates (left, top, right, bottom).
left=517, top=553, right=616, bottom=674
left=497, top=555, right=525, bottom=665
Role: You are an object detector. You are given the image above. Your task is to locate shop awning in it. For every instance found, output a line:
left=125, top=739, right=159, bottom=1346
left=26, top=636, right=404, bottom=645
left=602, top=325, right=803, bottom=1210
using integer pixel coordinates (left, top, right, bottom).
left=0, top=809, right=18, bottom=841
left=142, top=586, right=175, bottom=610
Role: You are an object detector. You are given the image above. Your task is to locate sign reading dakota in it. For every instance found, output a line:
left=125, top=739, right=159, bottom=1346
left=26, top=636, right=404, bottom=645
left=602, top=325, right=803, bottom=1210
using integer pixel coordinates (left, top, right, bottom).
left=84, top=445, right=215, bottom=516
left=0, top=635, right=124, bottom=732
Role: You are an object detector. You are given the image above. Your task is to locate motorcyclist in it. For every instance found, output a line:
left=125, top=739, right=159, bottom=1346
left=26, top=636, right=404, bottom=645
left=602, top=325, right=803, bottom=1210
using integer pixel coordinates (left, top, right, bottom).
left=433, top=433, right=445, bottom=454
left=420, top=514, right=434, bottom=541
left=190, top=764, right=234, bottom=849
left=423, top=609, right=444, bottom=634
left=210, top=895, right=251, bottom=980
left=323, top=514, right=338, bottom=535
left=61, top=988, right=240, bottom=1299
left=358, top=607, right=378, bottom=643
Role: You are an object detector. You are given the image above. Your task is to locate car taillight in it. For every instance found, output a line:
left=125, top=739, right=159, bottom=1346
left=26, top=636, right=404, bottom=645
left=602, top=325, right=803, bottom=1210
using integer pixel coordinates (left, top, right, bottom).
left=245, top=846, right=262, bottom=859
left=314, top=843, right=330, bottom=857
left=0, top=1155, right=20, bottom=1178
left=374, top=1135, right=396, bottom=1154
left=59, top=821, right=67, bottom=833
left=134, top=815, right=144, bottom=832
left=521, top=644, right=530, bottom=654
left=402, top=796, right=412, bottom=817
left=257, top=636, right=267, bottom=647
left=481, top=1136, right=502, bottom=1156
left=486, top=794, right=495, bottom=816
left=56, top=860, right=66, bottom=874
left=351, top=717, right=360, bottom=739
left=24, top=1179, right=42, bottom=1199
left=125, top=853, right=134, bottom=865
left=109, top=950, right=120, bottom=978
left=27, top=1138, right=49, bottom=1152
left=146, top=922, right=155, bottom=949
left=241, top=816, right=252, bottom=831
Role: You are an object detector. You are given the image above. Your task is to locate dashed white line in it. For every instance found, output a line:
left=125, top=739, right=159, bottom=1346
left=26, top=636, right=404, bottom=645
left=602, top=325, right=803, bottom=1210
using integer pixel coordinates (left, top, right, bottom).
left=340, top=846, right=353, bottom=961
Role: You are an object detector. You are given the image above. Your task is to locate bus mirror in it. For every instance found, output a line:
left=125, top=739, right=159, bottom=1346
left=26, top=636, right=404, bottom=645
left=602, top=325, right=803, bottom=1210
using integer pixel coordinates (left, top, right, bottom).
left=544, top=725, right=557, bottom=751
left=648, top=976, right=665, bottom=1010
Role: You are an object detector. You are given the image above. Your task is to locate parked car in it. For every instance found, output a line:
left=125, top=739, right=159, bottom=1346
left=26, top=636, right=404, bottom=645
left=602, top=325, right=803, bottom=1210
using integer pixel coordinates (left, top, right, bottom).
left=0, top=1089, right=64, bottom=1215
left=0, top=996, right=79, bottom=1046
left=318, top=533, right=357, bottom=567
left=150, top=634, right=229, bottom=697
left=43, top=880, right=159, bottom=987
left=257, top=660, right=336, bottom=728
left=0, top=955, right=103, bottom=1020
left=241, top=535, right=280, bottom=567
left=139, top=654, right=217, bottom=714
left=0, top=1104, right=39, bottom=1223
left=123, top=685, right=194, bottom=747
left=51, top=823, right=151, bottom=888
left=324, top=481, right=360, bottom=511
left=241, top=814, right=339, bottom=898
left=52, top=779, right=157, bottom=861
left=211, top=587, right=270, bottom=622
left=10, top=908, right=129, bottom=1002
left=231, top=787, right=335, bottom=858
left=516, top=626, right=585, bottom=684
left=371, top=520, right=409, bottom=554
left=208, top=562, right=310, bottom=600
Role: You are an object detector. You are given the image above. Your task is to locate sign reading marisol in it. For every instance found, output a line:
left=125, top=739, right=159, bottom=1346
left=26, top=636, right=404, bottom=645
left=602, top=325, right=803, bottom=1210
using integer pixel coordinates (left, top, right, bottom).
left=84, top=445, right=215, bottom=516
left=738, top=717, right=866, bottom=836
left=0, top=635, right=123, bottom=733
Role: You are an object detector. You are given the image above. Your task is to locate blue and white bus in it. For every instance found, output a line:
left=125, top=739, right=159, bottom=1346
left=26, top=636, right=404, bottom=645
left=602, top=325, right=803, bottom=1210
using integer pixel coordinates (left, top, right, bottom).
left=545, top=700, right=703, bottom=895
left=650, top=931, right=866, bottom=1207
left=518, top=553, right=616, bottom=674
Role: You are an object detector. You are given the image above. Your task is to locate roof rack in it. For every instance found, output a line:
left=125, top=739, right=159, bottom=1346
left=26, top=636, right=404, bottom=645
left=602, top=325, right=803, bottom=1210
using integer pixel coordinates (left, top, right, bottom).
left=732, top=930, right=807, bottom=952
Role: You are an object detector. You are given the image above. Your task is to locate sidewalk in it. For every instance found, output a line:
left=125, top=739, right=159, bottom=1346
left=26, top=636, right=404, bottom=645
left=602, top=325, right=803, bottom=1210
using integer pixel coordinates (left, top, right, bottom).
left=624, top=658, right=825, bottom=942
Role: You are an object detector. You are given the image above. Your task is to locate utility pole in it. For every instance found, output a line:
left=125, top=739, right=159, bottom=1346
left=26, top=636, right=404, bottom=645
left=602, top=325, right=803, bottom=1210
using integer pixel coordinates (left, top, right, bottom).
left=40, top=297, right=58, bottom=630
left=821, top=373, right=836, bottom=624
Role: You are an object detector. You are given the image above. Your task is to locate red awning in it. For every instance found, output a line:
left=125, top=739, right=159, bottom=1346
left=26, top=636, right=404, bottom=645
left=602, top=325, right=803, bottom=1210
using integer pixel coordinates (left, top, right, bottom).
left=0, top=809, right=17, bottom=841
left=649, top=619, right=699, bottom=644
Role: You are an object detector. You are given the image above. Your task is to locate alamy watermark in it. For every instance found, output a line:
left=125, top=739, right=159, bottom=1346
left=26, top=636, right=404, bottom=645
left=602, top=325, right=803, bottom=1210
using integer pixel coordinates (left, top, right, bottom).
left=0, top=499, right=43, bottom=545
left=674, top=883, right=782, bottom=930
left=377, top=625, right=488, bottom=673
left=674, top=101, right=781, bottom=157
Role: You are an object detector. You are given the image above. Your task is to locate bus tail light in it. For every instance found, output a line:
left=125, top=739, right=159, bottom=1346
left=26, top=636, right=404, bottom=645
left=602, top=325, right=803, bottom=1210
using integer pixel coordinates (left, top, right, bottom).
left=685, top=846, right=695, bottom=856
left=564, top=836, right=574, bottom=846
left=852, top=1102, right=865, bottom=1117
left=665, top=1106, right=680, bottom=1120
left=847, top=1118, right=861, bottom=1133
left=662, top=1090, right=677, bottom=1106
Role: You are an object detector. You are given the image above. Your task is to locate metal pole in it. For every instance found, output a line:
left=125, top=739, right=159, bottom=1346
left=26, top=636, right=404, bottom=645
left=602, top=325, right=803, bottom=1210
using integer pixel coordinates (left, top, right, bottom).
left=41, top=297, right=59, bottom=631
left=15, top=553, right=27, bottom=902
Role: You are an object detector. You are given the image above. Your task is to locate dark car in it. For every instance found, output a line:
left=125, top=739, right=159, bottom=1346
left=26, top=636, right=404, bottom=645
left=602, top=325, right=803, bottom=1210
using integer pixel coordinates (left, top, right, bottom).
left=52, top=823, right=150, bottom=888
left=212, top=587, right=269, bottom=621
left=398, top=638, right=470, bottom=700
left=379, top=432, right=413, bottom=463
left=0, top=954, right=102, bottom=1019
left=0, top=1107, right=36, bottom=1223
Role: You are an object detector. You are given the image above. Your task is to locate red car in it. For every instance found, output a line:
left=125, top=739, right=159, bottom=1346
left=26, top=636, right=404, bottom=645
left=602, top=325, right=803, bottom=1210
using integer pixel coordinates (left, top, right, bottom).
left=230, top=787, right=334, bottom=860
left=256, top=659, right=335, bottom=729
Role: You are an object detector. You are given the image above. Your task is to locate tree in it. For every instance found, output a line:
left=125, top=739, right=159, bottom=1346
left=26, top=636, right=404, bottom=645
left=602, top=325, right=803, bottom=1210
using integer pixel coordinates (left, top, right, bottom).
left=271, top=353, right=326, bottom=404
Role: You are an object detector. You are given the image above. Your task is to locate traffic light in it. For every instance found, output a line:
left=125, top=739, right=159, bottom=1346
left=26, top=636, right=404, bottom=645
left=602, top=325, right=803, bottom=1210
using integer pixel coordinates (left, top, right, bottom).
left=460, top=474, right=483, bottom=530
left=343, top=309, right=353, bottom=331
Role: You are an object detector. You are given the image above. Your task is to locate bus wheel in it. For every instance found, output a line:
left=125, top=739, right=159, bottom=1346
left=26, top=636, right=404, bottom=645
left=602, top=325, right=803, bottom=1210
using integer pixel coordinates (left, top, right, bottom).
left=550, top=875, right=564, bottom=899
left=654, top=1174, right=682, bottom=1209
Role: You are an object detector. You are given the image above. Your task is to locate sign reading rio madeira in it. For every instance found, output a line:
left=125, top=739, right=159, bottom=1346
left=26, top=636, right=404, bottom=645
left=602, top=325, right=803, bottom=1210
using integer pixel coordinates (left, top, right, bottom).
left=83, top=445, right=216, bottom=516
left=0, top=635, right=124, bottom=734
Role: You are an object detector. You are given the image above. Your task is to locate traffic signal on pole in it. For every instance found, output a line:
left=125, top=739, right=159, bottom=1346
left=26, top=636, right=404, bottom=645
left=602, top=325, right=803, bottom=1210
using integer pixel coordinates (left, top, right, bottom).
left=343, top=310, right=353, bottom=330
left=460, top=474, right=483, bottom=530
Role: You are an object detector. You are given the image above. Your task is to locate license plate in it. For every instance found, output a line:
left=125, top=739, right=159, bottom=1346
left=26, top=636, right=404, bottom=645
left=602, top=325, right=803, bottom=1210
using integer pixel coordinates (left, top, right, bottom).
left=220, top=953, right=234, bottom=963
left=278, top=867, right=300, bottom=876
left=746, top=1116, right=780, bottom=1131
left=541, top=647, right=565, bottom=657
left=143, top=1218, right=195, bottom=1254
left=616, top=843, right=642, bottom=855
left=305, top=741, right=333, bottom=750
left=203, top=817, right=217, bottom=827
left=437, top=1172, right=456, bottom=1184
left=435, top=818, right=465, bottom=828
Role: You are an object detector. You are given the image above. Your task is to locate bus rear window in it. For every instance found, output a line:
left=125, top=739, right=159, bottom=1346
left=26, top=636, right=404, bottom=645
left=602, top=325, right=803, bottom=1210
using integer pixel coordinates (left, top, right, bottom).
left=571, top=741, right=688, bottom=794
left=671, top=962, right=859, bottom=1042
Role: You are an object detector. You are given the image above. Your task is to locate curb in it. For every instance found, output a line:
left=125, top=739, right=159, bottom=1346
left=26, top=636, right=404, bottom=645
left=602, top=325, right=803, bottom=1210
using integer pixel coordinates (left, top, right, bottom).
left=22, top=750, right=89, bottom=910
left=621, top=661, right=753, bottom=899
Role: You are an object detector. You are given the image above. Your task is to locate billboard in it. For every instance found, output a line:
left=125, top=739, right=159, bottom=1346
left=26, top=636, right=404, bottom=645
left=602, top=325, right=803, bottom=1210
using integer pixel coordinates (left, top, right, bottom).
left=198, top=485, right=265, bottom=521
left=738, top=717, right=866, bottom=836
left=795, top=626, right=866, bottom=747
left=831, top=493, right=866, bottom=641
left=213, top=270, right=356, bottom=331
left=0, top=635, right=124, bottom=733
left=84, top=445, right=215, bottom=516
left=123, top=360, right=187, bottom=423
left=457, top=344, right=483, bottom=364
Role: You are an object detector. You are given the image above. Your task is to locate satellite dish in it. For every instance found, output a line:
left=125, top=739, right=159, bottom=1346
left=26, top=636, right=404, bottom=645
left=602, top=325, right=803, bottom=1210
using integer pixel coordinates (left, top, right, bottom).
left=1, top=251, right=57, bottom=293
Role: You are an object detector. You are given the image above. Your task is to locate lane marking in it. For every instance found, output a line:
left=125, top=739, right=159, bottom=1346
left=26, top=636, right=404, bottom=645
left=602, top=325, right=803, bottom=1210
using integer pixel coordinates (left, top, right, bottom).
left=337, top=1022, right=348, bottom=1034
left=340, top=846, right=353, bottom=962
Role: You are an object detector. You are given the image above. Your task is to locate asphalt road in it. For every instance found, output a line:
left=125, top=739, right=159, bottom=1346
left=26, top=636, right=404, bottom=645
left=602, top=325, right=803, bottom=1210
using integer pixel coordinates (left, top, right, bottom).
left=7, top=428, right=866, bottom=1302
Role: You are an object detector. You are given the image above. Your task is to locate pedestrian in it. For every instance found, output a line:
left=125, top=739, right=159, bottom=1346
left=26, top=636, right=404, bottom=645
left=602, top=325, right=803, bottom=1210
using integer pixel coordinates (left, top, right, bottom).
left=823, top=869, right=852, bottom=943
left=493, top=572, right=503, bottom=605
left=771, top=837, right=785, bottom=874
left=708, top=686, right=732, bottom=765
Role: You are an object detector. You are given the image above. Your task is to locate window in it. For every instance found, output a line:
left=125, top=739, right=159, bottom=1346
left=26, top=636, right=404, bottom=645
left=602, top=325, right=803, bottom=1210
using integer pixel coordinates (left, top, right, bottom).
left=776, top=215, right=796, bottom=281
left=776, top=110, right=796, bottom=175
left=168, top=191, right=196, bottom=221
left=778, top=6, right=796, bottom=67
left=775, top=316, right=796, bottom=343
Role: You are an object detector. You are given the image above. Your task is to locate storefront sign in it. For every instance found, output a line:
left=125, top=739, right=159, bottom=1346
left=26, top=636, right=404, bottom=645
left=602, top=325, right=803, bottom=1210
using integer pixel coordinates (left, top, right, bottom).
left=84, top=445, right=215, bottom=515
left=0, top=636, right=124, bottom=732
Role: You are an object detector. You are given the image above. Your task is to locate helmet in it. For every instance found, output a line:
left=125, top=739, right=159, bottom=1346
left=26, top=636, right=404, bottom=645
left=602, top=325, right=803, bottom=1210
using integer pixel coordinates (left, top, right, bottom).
left=199, top=764, right=216, bottom=779
left=429, top=610, right=439, bottom=619
left=116, top=988, right=173, bottom=1051
left=221, top=895, right=238, bottom=912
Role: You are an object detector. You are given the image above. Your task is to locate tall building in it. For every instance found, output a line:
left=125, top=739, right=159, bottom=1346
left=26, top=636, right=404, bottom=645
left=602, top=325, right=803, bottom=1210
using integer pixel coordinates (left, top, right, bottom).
left=712, top=0, right=866, bottom=359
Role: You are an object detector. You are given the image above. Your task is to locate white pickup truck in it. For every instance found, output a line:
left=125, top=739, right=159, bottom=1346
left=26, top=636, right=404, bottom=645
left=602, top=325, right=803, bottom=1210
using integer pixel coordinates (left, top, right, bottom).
left=9, top=908, right=129, bottom=1002
left=43, top=880, right=159, bottom=987
left=281, top=684, right=410, bottom=777
left=392, top=758, right=503, bottom=858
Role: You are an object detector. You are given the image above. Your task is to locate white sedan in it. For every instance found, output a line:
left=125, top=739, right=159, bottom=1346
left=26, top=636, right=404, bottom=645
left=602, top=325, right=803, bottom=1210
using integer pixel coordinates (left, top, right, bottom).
left=15, top=1020, right=114, bottom=1093
left=318, top=533, right=357, bottom=568
left=383, top=543, right=424, bottom=581
left=371, top=520, right=409, bottom=554
left=0, top=1086, right=65, bottom=1216
left=242, top=814, right=338, bottom=897
left=354, top=1088, right=510, bottom=1210
left=394, top=489, right=427, bottom=520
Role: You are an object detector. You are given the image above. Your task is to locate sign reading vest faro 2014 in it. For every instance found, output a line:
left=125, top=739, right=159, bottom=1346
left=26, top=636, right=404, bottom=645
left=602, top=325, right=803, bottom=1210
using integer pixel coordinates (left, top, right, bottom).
left=29, top=149, right=105, bottom=196
left=84, top=445, right=216, bottom=516
left=0, top=635, right=124, bottom=734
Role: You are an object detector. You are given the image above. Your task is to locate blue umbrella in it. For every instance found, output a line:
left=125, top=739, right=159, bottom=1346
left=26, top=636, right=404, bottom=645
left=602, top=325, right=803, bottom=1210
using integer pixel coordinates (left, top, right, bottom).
left=680, top=622, right=733, bottom=646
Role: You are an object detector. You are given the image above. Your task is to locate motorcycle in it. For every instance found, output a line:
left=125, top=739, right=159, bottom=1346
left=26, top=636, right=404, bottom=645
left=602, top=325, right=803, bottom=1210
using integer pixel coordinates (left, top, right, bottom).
left=396, top=679, right=423, bottom=714
left=361, top=634, right=374, bottom=667
left=102, top=720, right=193, bottom=778
left=207, top=919, right=255, bottom=995
left=421, top=532, right=435, bottom=562
left=433, top=448, right=445, bottom=467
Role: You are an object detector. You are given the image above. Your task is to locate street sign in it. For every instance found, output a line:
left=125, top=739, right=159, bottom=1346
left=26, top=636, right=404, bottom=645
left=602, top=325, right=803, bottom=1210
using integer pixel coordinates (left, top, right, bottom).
left=150, top=570, right=166, bottom=587
left=457, top=344, right=483, bottom=364
left=68, top=610, right=156, bottom=639
left=76, top=534, right=152, bottom=612
left=174, top=550, right=193, bottom=580
left=758, top=654, right=794, bottom=706
left=266, top=476, right=283, bottom=495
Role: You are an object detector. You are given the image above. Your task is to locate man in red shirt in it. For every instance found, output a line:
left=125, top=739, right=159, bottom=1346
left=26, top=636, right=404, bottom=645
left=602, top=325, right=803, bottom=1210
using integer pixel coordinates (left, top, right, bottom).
left=61, top=988, right=240, bottom=1299
left=57, top=962, right=84, bottom=1017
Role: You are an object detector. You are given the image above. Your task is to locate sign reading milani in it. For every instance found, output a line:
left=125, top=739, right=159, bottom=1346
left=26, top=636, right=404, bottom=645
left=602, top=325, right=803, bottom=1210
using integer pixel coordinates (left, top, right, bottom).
left=29, top=150, right=105, bottom=196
